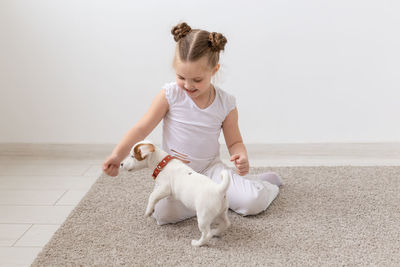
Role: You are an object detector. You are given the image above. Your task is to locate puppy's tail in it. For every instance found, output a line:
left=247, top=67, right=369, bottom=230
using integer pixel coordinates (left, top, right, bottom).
left=217, top=170, right=230, bottom=195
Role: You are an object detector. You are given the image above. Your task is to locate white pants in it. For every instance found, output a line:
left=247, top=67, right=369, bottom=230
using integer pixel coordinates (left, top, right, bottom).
left=152, top=159, right=279, bottom=225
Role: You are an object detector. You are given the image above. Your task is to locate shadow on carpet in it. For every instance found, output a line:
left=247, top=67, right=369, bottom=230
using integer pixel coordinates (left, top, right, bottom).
left=32, top=166, right=400, bottom=266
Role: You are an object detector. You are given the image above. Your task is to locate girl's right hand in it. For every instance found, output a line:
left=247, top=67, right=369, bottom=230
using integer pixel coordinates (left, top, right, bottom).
left=102, top=155, right=122, bottom=177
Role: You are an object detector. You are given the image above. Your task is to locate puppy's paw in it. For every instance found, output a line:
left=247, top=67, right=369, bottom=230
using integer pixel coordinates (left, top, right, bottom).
left=144, top=208, right=154, bottom=217
left=191, top=239, right=201, bottom=247
left=210, top=229, right=221, bottom=237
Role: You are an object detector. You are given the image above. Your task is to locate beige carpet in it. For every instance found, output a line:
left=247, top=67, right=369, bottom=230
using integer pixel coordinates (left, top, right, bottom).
left=32, top=166, right=400, bottom=266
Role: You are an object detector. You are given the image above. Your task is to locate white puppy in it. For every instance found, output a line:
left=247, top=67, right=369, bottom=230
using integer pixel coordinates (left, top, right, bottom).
left=121, top=140, right=231, bottom=247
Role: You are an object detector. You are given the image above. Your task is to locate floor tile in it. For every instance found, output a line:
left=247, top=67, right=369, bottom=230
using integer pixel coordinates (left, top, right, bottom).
left=0, top=206, right=74, bottom=224
left=0, top=190, right=66, bottom=205
left=0, top=163, right=90, bottom=176
left=56, top=190, right=88, bottom=205
left=0, top=247, right=42, bottom=266
left=0, top=175, right=99, bottom=190
left=0, top=224, right=31, bottom=246
left=14, top=224, right=60, bottom=247
left=83, top=164, right=103, bottom=177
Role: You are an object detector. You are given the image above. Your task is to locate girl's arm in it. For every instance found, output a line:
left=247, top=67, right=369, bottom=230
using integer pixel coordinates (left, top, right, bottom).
left=222, top=108, right=249, bottom=176
left=112, top=89, right=169, bottom=160
left=103, top=89, right=169, bottom=176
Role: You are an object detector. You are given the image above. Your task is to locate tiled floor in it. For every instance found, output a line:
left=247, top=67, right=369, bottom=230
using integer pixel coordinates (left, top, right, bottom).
left=0, top=143, right=399, bottom=266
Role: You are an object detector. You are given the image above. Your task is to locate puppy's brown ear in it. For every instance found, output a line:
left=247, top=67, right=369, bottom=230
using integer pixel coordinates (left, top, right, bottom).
left=133, top=144, right=155, bottom=161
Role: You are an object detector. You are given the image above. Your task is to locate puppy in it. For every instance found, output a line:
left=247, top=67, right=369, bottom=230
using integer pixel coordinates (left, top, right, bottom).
left=121, top=140, right=231, bottom=246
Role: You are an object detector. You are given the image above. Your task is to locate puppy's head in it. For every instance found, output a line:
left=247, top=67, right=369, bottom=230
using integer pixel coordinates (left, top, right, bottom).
left=121, top=140, right=155, bottom=171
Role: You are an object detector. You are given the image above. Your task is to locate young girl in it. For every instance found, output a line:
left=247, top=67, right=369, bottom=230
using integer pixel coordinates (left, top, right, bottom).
left=103, top=22, right=282, bottom=225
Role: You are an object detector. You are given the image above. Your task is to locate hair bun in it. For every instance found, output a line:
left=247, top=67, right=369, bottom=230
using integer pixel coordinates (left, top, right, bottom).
left=171, top=22, right=192, bottom=42
left=208, top=32, right=227, bottom=52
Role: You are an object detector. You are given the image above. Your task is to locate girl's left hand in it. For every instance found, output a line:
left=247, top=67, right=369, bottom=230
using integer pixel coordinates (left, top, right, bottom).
left=230, top=154, right=249, bottom=176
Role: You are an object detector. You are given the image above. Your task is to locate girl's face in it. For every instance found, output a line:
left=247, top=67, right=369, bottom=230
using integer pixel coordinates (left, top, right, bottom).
left=174, top=56, right=219, bottom=100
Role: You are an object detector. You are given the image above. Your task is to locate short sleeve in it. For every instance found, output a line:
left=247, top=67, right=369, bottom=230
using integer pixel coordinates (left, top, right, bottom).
left=220, top=89, right=236, bottom=118
left=163, top=82, right=178, bottom=106
left=226, top=93, right=236, bottom=114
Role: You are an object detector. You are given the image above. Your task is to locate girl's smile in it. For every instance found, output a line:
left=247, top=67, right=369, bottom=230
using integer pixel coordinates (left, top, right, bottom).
left=183, top=87, right=199, bottom=94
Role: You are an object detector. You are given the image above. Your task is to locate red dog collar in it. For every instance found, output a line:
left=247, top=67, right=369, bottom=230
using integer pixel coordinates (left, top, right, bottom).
left=152, top=155, right=176, bottom=179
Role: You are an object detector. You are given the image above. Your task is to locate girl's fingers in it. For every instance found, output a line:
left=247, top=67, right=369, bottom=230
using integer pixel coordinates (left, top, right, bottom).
left=236, top=158, right=246, bottom=164
left=230, top=154, right=240, bottom=162
left=236, top=162, right=248, bottom=169
left=236, top=164, right=248, bottom=171
left=111, top=166, right=119, bottom=176
left=236, top=163, right=249, bottom=175
left=102, top=162, right=110, bottom=171
left=103, top=164, right=118, bottom=176
left=239, top=167, right=248, bottom=173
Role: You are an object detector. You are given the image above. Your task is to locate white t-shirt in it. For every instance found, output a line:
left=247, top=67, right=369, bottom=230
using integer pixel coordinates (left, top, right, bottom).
left=162, top=81, right=236, bottom=173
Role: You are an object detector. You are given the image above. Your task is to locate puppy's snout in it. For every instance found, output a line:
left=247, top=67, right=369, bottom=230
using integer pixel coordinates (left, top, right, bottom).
left=120, top=162, right=124, bottom=167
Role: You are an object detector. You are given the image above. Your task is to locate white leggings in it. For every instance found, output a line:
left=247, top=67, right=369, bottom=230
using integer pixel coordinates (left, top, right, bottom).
left=152, top=160, right=279, bottom=225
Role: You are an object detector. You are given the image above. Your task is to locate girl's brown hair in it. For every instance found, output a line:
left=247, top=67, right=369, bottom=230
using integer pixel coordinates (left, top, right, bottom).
left=171, top=22, right=227, bottom=69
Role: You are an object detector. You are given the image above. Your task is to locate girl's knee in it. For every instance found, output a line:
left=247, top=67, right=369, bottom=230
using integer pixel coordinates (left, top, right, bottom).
left=236, top=192, right=267, bottom=216
left=152, top=197, right=195, bottom=225
left=152, top=206, right=173, bottom=225
left=152, top=211, right=176, bottom=225
left=232, top=181, right=278, bottom=216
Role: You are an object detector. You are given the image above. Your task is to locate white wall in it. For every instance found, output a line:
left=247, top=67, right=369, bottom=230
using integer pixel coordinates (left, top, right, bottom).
left=1, top=0, right=399, bottom=144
